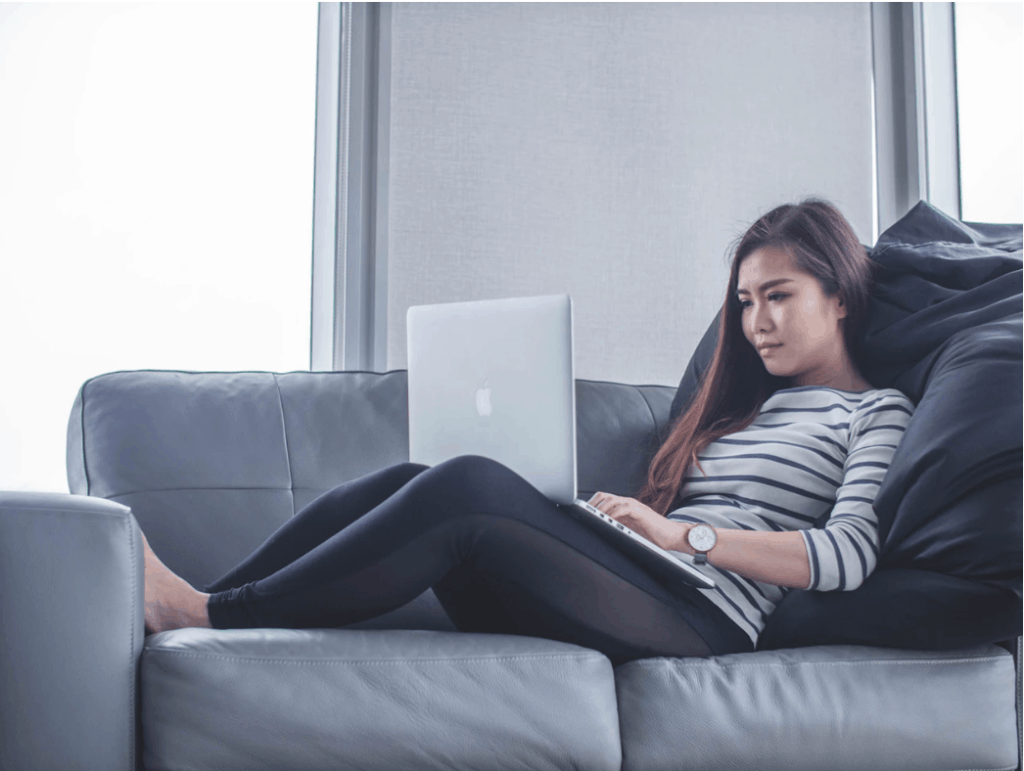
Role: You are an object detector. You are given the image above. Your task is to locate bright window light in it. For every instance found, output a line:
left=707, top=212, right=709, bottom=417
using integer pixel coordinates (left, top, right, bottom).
left=954, top=2, right=1023, bottom=224
left=0, top=3, right=319, bottom=492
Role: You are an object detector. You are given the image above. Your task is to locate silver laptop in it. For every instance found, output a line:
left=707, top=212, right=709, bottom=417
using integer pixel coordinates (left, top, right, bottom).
left=406, top=293, right=715, bottom=592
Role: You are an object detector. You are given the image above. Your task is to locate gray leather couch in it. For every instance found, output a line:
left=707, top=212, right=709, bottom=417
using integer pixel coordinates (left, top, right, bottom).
left=1, top=368, right=1019, bottom=771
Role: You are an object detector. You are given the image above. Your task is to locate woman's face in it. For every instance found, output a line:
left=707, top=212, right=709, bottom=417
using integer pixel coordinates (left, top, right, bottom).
left=735, top=245, right=851, bottom=388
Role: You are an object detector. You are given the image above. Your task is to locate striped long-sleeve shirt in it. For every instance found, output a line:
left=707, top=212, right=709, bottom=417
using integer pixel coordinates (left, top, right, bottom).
left=665, top=385, right=916, bottom=648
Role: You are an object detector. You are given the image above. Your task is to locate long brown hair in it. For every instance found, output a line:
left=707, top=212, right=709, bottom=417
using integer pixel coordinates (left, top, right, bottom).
left=637, top=198, right=876, bottom=516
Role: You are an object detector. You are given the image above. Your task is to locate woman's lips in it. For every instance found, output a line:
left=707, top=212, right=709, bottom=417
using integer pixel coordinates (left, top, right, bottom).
left=760, top=344, right=783, bottom=355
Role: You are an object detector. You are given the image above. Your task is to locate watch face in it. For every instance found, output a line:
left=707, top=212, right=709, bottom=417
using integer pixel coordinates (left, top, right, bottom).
left=688, top=524, right=717, bottom=552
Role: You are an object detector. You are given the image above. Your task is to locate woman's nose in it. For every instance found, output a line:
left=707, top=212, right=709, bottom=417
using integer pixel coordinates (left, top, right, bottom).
left=752, top=303, right=772, bottom=332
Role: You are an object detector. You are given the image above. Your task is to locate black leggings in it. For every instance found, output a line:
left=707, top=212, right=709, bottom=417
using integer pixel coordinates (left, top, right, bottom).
left=201, top=455, right=753, bottom=665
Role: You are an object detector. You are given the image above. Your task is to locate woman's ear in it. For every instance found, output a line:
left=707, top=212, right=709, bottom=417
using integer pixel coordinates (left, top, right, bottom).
left=834, top=291, right=848, bottom=319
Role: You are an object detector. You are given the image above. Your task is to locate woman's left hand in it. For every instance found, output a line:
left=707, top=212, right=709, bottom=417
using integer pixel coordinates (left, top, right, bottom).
left=587, top=492, right=688, bottom=553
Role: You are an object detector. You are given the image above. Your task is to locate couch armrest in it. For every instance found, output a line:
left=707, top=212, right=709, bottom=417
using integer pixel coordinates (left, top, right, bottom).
left=0, top=492, right=143, bottom=771
left=1017, top=635, right=1022, bottom=771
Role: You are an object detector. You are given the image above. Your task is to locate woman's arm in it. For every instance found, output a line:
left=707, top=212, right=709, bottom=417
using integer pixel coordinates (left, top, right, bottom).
left=594, top=393, right=916, bottom=594
left=671, top=523, right=811, bottom=590
left=589, top=493, right=812, bottom=590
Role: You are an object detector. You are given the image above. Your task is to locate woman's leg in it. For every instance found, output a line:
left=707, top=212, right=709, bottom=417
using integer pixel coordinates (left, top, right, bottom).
left=200, top=462, right=429, bottom=593
left=204, top=455, right=747, bottom=664
left=428, top=517, right=722, bottom=665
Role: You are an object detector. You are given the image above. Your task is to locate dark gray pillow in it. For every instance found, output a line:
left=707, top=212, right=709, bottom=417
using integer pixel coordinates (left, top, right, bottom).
left=670, top=200, right=1022, bottom=650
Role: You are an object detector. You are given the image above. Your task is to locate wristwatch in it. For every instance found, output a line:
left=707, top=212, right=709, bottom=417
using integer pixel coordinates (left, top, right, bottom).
left=687, top=524, right=718, bottom=565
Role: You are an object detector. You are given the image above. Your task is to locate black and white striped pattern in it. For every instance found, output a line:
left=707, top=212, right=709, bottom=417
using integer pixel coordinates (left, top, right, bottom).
left=666, top=385, right=915, bottom=647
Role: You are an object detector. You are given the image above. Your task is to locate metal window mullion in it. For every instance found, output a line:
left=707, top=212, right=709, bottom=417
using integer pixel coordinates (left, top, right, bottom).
left=872, top=2, right=961, bottom=236
left=872, top=3, right=920, bottom=235
left=343, top=3, right=390, bottom=373
left=911, top=2, right=929, bottom=206
left=373, top=3, right=392, bottom=374
left=310, top=3, right=342, bottom=372
left=341, top=2, right=369, bottom=372
left=310, top=3, right=389, bottom=373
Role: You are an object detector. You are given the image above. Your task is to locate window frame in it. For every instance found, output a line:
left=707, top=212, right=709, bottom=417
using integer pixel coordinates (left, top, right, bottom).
left=871, top=1, right=961, bottom=236
left=311, top=2, right=391, bottom=373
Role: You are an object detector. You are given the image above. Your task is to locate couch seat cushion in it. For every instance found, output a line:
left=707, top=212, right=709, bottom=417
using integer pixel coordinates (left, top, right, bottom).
left=141, top=627, right=621, bottom=771
left=615, top=643, right=1018, bottom=771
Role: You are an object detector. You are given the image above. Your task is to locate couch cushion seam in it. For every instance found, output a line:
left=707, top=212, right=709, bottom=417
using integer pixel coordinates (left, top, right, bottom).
left=107, top=486, right=296, bottom=498
left=634, top=386, right=660, bottom=440
left=272, top=374, right=296, bottom=518
left=127, top=514, right=136, bottom=771
left=145, top=651, right=609, bottom=665
left=622, top=656, right=1009, bottom=669
left=81, top=377, right=91, bottom=496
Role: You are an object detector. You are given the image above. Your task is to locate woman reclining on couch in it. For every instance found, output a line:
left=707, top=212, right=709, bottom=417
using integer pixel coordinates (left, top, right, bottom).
left=142, top=198, right=915, bottom=667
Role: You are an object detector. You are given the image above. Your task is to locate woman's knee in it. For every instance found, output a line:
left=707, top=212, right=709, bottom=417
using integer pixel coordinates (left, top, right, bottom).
left=397, top=461, right=430, bottom=474
left=429, top=455, right=515, bottom=486
left=392, top=461, right=430, bottom=484
left=415, top=455, right=530, bottom=505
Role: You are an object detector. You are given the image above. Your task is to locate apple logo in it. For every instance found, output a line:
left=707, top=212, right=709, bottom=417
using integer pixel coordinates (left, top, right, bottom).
left=475, top=379, right=493, bottom=417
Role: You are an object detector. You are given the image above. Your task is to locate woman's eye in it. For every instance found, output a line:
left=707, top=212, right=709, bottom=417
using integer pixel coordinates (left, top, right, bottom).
left=739, top=293, right=786, bottom=309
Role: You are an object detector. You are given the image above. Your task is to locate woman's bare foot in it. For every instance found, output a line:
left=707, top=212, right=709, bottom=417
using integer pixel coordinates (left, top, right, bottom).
left=141, top=530, right=213, bottom=634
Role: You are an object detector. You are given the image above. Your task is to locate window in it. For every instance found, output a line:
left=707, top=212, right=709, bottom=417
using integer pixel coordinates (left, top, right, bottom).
left=954, top=2, right=1023, bottom=223
left=0, top=4, right=318, bottom=492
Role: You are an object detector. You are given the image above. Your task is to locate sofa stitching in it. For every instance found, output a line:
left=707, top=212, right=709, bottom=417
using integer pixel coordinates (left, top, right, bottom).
left=108, top=486, right=298, bottom=498
left=144, top=651, right=609, bottom=665
left=633, top=386, right=661, bottom=440
left=2, top=504, right=132, bottom=517
left=271, top=374, right=296, bottom=517
left=621, top=655, right=1010, bottom=669
left=126, top=513, right=136, bottom=771
left=81, top=377, right=91, bottom=496
left=1016, top=636, right=1022, bottom=768
left=84, top=368, right=688, bottom=388
left=104, top=484, right=422, bottom=497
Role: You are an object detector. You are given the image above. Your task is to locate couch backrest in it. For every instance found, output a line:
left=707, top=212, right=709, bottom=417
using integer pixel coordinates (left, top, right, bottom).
left=66, top=369, right=675, bottom=587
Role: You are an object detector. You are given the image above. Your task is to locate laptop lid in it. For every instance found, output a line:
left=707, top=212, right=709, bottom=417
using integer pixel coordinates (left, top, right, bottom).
left=407, top=294, right=577, bottom=505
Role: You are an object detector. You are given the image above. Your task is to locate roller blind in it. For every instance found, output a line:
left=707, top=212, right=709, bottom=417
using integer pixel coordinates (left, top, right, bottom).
left=385, top=2, right=874, bottom=386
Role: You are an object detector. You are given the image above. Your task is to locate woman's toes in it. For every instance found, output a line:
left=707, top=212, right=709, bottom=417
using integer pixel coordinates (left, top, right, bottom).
left=143, top=539, right=191, bottom=632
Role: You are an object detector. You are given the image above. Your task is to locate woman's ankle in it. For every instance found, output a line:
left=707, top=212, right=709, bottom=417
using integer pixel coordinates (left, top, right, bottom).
left=194, top=592, right=213, bottom=628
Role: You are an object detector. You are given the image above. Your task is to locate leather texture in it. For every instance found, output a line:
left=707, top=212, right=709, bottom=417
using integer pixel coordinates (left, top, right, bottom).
left=615, top=643, right=1020, bottom=771
left=65, top=370, right=670, bottom=631
left=0, top=491, right=143, bottom=771
left=141, top=627, right=620, bottom=771
left=28, top=367, right=1017, bottom=771
left=65, top=370, right=456, bottom=634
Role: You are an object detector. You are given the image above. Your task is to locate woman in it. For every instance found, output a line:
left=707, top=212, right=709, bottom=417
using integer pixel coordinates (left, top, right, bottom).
left=144, top=198, right=915, bottom=665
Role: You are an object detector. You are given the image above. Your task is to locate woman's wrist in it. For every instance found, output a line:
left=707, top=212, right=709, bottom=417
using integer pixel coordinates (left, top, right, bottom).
left=672, top=522, right=695, bottom=555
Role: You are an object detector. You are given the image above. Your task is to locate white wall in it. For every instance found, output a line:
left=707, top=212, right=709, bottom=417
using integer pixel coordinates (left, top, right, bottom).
left=0, top=3, right=318, bottom=492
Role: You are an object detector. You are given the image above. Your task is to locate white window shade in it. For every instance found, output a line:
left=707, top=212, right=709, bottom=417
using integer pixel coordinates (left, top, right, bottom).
left=954, top=2, right=1023, bottom=224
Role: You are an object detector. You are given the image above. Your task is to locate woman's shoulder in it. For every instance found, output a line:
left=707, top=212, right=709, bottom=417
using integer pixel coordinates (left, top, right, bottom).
left=846, top=387, right=917, bottom=444
left=853, top=386, right=916, bottom=414
left=762, top=385, right=916, bottom=422
left=768, top=384, right=913, bottom=405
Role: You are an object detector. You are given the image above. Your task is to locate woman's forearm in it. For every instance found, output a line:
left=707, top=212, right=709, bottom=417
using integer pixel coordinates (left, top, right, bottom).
left=672, top=524, right=811, bottom=590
